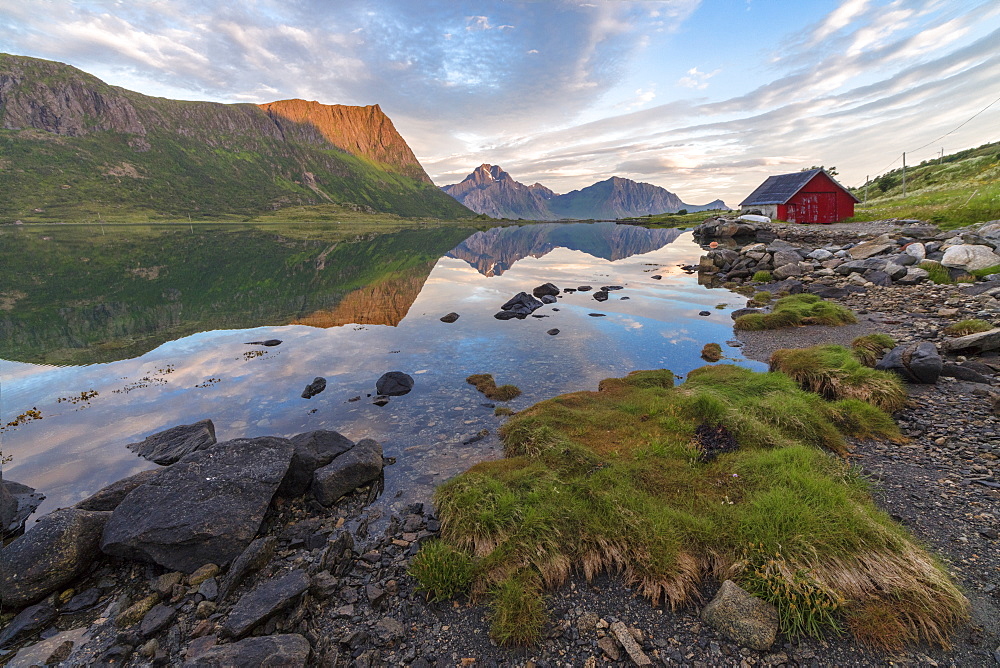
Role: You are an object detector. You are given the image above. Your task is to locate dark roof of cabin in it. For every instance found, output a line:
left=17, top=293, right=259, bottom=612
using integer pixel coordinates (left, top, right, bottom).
left=739, top=169, right=860, bottom=206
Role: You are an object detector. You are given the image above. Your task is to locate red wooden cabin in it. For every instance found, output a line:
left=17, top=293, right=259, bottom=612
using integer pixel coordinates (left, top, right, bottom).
left=739, top=169, right=859, bottom=224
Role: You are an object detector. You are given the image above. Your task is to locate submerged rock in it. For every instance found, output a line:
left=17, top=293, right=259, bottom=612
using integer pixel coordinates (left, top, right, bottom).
left=701, top=580, right=778, bottom=650
left=244, top=339, right=282, bottom=346
left=1, top=508, right=110, bottom=609
left=375, top=371, right=414, bottom=397
left=126, top=419, right=217, bottom=466
left=300, top=377, right=326, bottom=399
left=101, top=437, right=294, bottom=572
left=1, top=479, right=45, bottom=537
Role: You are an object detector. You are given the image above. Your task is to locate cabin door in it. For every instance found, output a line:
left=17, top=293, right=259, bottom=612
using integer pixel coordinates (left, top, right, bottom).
left=797, top=193, right=837, bottom=224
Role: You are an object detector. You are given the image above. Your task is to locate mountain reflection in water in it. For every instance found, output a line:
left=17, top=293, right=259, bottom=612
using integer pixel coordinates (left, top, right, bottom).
left=0, top=222, right=764, bottom=526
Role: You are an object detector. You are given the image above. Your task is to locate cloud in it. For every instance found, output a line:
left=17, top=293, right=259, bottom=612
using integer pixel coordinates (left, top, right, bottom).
left=677, top=66, right=720, bottom=89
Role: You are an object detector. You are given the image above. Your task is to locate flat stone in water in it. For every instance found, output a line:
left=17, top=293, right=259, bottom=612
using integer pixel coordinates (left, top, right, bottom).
left=588, top=313, right=606, bottom=317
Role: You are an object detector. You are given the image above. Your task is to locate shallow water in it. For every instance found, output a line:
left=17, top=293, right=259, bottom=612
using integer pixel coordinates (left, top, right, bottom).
left=1, top=222, right=763, bottom=523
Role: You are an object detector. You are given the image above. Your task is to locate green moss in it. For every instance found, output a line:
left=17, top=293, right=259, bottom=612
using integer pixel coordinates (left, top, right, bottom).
left=467, top=374, right=522, bottom=402
left=943, top=319, right=994, bottom=337
left=769, top=345, right=907, bottom=413
left=734, top=293, right=857, bottom=331
left=433, top=365, right=963, bottom=647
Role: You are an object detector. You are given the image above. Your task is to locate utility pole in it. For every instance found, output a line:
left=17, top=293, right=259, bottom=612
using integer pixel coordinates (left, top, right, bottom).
left=902, top=152, right=906, bottom=197
left=940, top=148, right=944, bottom=164
left=864, top=175, right=869, bottom=204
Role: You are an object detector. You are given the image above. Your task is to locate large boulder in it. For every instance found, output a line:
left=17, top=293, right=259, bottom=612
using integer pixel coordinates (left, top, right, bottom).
left=278, top=430, right=355, bottom=498
left=375, top=372, right=414, bottom=397
left=941, top=244, right=1000, bottom=272
left=848, top=235, right=895, bottom=260
left=942, top=327, right=1000, bottom=354
left=311, top=439, right=383, bottom=507
left=1, top=508, right=110, bottom=609
left=500, top=292, right=543, bottom=316
left=876, top=342, right=943, bottom=384
left=532, top=283, right=560, bottom=298
left=181, top=634, right=310, bottom=667
left=300, top=377, right=326, bottom=399
left=701, top=580, right=778, bottom=650
left=75, top=469, right=160, bottom=512
left=127, top=419, right=217, bottom=465
left=221, top=569, right=310, bottom=639
left=903, top=242, right=926, bottom=261
left=834, top=257, right=888, bottom=275
left=101, top=437, right=294, bottom=573
left=1, top=479, right=45, bottom=537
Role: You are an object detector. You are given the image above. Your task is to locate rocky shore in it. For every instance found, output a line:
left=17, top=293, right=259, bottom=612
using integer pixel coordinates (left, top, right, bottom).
left=2, top=218, right=1000, bottom=667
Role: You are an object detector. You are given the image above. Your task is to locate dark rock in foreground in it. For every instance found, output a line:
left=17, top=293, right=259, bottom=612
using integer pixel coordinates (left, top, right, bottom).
left=218, top=536, right=277, bottom=603
left=300, top=377, right=326, bottom=399
left=75, top=469, right=161, bottom=512
left=439, top=312, right=460, bottom=323
left=1, top=508, right=110, bottom=608
left=375, top=371, right=414, bottom=397
left=501, top=291, right=544, bottom=316
left=0, top=600, right=56, bottom=648
left=1, top=479, right=45, bottom=537
left=593, top=290, right=609, bottom=302
left=127, top=419, right=217, bottom=465
left=101, top=437, right=293, bottom=573
left=222, top=569, right=310, bottom=639
left=279, top=430, right=355, bottom=498
left=312, top=439, right=383, bottom=507
left=532, top=283, right=560, bottom=298
left=876, top=342, right=943, bottom=384
left=181, top=634, right=310, bottom=667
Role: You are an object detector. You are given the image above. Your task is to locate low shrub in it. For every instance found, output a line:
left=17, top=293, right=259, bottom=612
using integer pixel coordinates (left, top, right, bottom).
left=734, top=294, right=857, bottom=331
left=701, top=342, right=723, bottom=362
left=769, top=345, right=907, bottom=412
left=408, top=540, right=476, bottom=602
left=943, top=319, right=993, bottom=337
left=467, top=374, right=522, bottom=401
left=752, top=270, right=773, bottom=282
left=851, top=334, right=896, bottom=366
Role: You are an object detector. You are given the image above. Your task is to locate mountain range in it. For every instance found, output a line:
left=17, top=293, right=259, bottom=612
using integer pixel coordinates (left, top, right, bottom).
left=0, top=54, right=471, bottom=220
left=442, top=164, right=727, bottom=220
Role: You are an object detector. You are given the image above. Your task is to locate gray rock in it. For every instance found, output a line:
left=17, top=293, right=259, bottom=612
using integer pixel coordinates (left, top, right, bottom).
left=593, top=290, right=609, bottom=302
left=835, top=257, right=888, bottom=275
left=62, top=587, right=101, bottom=613
left=941, top=244, right=1000, bottom=272
left=863, top=269, right=892, bottom=286
left=375, top=372, right=414, bottom=396
left=883, top=263, right=908, bottom=280
left=903, top=242, right=926, bottom=261
left=610, top=621, right=653, bottom=666
left=181, top=634, right=310, bottom=667
left=940, top=363, right=993, bottom=384
left=1, top=508, right=110, bottom=609
left=5, top=627, right=87, bottom=668
left=0, top=601, right=56, bottom=648
left=731, top=308, right=763, bottom=320
left=373, top=617, right=405, bottom=644
left=772, top=263, right=803, bottom=279
left=1, top=479, right=45, bottom=537
left=943, top=328, right=1000, bottom=354
left=896, top=267, right=930, bottom=285
left=540, top=294, right=557, bottom=304
left=532, top=283, right=560, bottom=297
left=127, top=420, right=217, bottom=466
left=889, top=252, right=917, bottom=267
left=772, top=250, right=802, bottom=267
left=701, top=580, right=778, bottom=650
left=300, top=377, right=326, bottom=399
left=500, top=291, right=543, bottom=316
left=876, top=342, right=943, bottom=384
left=139, top=604, right=177, bottom=638
left=279, top=430, right=355, bottom=498
left=848, top=236, right=895, bottom=260
left=218, top=536, right=277, bottom=603
left=75, top=469, right=160, bottom=512
left=754, top=279, right=804, bottom=295
left=101, top=437, right=293, bottom=573
left=439, top=312, right=460, bottom=323
left=221, top=570, right=310, bottom=639
left=806, top=248, right=834, bottom=261
left=311, top=439, right=383, bottom=507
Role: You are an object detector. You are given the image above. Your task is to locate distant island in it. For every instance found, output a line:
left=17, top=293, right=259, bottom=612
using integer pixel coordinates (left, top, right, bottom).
left=442, top=164, right=727, bottom=220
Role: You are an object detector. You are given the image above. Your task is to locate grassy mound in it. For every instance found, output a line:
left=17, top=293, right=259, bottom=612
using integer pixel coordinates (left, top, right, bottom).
left=424, top=365, right=965, bottom=648
left=851, top=334, right=896, bottom=367
left=701, top=343, right=723, bottom=362
left=943, top=319, right=993, bottom=337
left=769, top=345, right=907, bottom=412
left=467, top=374, right=522, bottom=401
left=734, top=294, right=857, bottom=331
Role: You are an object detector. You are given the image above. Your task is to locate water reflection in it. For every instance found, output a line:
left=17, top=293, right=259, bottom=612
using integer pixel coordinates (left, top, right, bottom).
left=1, top=224, right=763, bottom=525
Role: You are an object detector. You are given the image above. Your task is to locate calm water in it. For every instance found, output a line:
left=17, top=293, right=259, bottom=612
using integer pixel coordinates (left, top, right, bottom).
left=1, top=222, right=763, bottom=524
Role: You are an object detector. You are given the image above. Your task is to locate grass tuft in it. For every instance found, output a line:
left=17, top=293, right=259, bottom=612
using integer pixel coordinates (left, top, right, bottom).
left=701, top=343, right=723, bottom=362
left=943, top=319, right=993, bottom=337
left=918, top=261, right=954, bottom=285
left=494, top=406, right=515, bottom=417
left=467, top=374, right=522, bottom=401
left=432, top=364, right=963, bottom=648
left=408, top=539, right=476, bottom=602
left=769, top=345, right=907, bottom=412
left=752, top=270, right=773, bottom=283
left=749, top=291, right=772, bottom=307
left=850, top=334, right=896, bottom=367
left=734, top=294, right=857, bottom=331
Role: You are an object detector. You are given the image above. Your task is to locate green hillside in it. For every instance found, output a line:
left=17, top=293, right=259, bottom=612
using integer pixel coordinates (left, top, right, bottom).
left=0, top=54, right=473, bottom=222
left=850, top=140, right=1000, bottom=229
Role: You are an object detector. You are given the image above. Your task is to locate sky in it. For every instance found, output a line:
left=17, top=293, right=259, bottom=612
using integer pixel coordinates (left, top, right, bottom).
left=2, top=0, right=999, bottom=206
